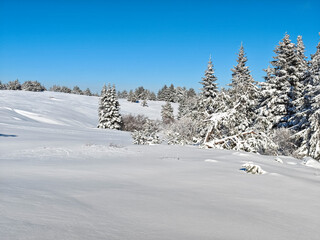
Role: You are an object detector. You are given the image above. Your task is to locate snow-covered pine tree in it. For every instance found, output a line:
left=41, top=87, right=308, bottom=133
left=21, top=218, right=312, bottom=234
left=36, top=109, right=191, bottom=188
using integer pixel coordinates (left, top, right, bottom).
left=157, top=85, right=168, bottom=101
left=0, top=81, right=6, bottom=90
left=83, top=88, right=92, bottom=96
left=187, top=88, right=197, bottom=98
left=167, top=84, right=176, bottom=102
left=21, top=81, right=46, bottom=92
left=199, top=55, right=219, bottom=115
left=7, top=79, right=21, bottom=90
left=72, top=86, right=83, bottom=95
left=148, top=91, right=157, bottom=101
left=228, top=43, right=260, bottom=135
left=296, top=34, right=320, bottom=160
left=134, top=86, right=146, bottom=100
left=161, top=101, right=174, bottom=124
left=258, top=33, right=302, bottom=130
left=97, top=84, right=122, bottom=130
left=127, top=90, right=137, bottom=102
left=290, top=35, right=309, bottom=128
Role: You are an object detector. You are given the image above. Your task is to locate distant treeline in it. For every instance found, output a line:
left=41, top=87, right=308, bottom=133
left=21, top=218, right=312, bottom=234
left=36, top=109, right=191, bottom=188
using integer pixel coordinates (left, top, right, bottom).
left=0, top=79, right=96, bottom=96
left=0, top=79, right=197, bottom=102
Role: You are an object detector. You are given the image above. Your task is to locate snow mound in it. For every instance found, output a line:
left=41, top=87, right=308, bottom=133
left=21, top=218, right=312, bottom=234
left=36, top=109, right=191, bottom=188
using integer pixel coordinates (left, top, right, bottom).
left=302, top=157, right=320, bottom=169
left=204, top=159, right=218, bottom=163
left=286, top=161, right=297, bottom=165
left=14, top=109, right=65, bottom=125
left=241, top=162, right=266, bottom=174
left=274, top=157, right=283, bottom=163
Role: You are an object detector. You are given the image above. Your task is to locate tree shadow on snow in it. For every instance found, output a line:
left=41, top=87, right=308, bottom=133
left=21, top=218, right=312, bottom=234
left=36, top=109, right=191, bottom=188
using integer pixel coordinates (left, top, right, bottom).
left=0, top=134, right=18, bottom=137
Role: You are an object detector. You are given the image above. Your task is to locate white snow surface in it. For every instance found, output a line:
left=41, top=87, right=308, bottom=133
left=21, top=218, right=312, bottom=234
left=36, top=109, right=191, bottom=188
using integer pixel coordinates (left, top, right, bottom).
left=1, top=90, right=320, bottom=240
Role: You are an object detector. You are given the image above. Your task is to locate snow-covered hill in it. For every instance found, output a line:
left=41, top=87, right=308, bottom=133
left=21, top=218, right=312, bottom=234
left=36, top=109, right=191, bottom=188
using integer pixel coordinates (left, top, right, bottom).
left=1, top=90, right=320, bottom=240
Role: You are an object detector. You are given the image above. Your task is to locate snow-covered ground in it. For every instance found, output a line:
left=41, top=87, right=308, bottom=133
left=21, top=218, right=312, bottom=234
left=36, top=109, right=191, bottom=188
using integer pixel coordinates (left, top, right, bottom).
left=1, top=90, right=320, bottom=240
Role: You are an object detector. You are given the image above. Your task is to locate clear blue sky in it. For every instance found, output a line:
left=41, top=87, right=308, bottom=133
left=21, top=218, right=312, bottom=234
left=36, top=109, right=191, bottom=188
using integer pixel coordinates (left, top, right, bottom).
left=0, top=0, right=319, bottom=93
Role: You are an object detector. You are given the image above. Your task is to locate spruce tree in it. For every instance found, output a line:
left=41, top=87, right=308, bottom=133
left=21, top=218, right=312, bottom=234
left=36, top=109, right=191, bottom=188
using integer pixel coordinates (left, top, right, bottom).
left=229, top=43, right=260, bottom=134
left=199, top=55, right=218, bottom=114
left=258, top=33, right=301, bottom=130
left=161, top=102, right=174, bottom=124
left=296, top=35, right=320, bottom=160
left=0, top=81, right=6, bottom=90
left=291, top=35, right=309, bottom=128
left=98, top=84, right=122, bottom=130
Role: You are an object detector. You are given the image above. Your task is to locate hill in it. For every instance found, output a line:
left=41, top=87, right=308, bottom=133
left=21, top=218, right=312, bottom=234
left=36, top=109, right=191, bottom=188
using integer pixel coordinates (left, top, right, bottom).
left=0, top=90, right=320, bottom=240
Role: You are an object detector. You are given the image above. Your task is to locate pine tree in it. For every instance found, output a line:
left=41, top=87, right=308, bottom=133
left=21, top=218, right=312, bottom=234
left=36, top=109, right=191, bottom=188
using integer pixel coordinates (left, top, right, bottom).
left=21, top=81, right=46, bottom=92
left=127, top=90, right=137, bottom=102
left=0, top=81, right=6, bottom=90
left=97, top=84, right=122, bottom=130
left=228, top=43, right=260, bottom=134
left=83, top=88, right=92, bottom=96
left=187, top=88, right=197, bottom=98
left=199, top=55, right=219, bottom=114
left=258, top=33, right=301, bottom=130
left=291, top=35, right=309, bottom=128
left=72, top=86, right=83, bottom=95
left=161, top=102, right=174, bottom=124
left=7, top=79, right=21, bottom=90
left=167, top=84, right=176, bottom=102
left=148, top=91, right=157, bottom=101
left=157, top=85, right=168, bottom=101
left=296, top=34, right=320, bottom=160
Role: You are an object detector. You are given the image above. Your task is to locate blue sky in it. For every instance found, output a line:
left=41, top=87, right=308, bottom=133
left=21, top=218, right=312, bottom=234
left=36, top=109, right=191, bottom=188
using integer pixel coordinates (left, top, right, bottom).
left=0, top=0, right=319, bottom=93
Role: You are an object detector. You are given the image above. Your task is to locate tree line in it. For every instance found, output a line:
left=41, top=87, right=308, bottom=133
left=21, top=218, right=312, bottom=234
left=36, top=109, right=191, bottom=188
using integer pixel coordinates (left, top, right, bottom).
left=98, top=33, right=320, bottom=161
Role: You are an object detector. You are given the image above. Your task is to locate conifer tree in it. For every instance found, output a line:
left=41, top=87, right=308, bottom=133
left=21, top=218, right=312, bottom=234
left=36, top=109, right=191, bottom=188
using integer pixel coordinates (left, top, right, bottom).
left=98, top=84, right=122, bottom=130
left=291, top=35, right=309, bottom=127
left=199, top=55, right=218, bottom=114
left=229, top=43, right=260, bottom=134
left=7, top=79, right=21, bottom=90
left=296, top=34, right=320, bottom=160
left=161, top=102, right=174, bottom=124
left=0, top=81, right=6, bottom=90
left=83, top=88, right=92, bottom=96
left=258, top=33, right=301, bottom=130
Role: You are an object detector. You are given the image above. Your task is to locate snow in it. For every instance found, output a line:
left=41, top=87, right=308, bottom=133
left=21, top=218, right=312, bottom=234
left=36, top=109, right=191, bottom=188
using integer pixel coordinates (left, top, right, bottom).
left=302, top=157, right=320, bottom=169
left=241, top=162, right=266, bottom=174
left=1, top=90, right=320, bottom=240
left=274, top=156, right=284, bottom=163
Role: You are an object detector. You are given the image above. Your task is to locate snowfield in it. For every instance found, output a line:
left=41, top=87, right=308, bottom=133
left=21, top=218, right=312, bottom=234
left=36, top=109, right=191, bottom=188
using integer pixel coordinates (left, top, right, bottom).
left=1, top=90, right=320, bottom=240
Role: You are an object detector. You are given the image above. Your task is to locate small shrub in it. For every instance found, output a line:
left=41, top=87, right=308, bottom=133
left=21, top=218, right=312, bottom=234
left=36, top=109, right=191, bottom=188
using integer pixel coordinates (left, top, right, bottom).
left=122, top=114, right=149, bottom=132
left=131, top=119, right=162, bottom=145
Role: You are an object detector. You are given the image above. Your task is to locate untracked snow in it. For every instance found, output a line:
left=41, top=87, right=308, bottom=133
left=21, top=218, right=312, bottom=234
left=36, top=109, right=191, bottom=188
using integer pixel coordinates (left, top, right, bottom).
left=1, top=90, right=320, bottom=240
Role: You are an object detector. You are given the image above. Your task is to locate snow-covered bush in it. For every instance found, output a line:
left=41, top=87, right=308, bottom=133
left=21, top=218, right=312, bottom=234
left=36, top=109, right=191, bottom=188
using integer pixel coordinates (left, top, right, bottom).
left=131, top=119, right=162, bottom=145
left=7, top=79, right=21, bottom=90
left=122, top=114, right=148, bottom=132
left=241, top=162, right=266, bottom=174
left=271, top=128, right=298, bottom=157
left=205, top=131, right=278, bottom=155
left=165, top=117, right=201, bottom=145
left=22, top=81, right=46, bottom=92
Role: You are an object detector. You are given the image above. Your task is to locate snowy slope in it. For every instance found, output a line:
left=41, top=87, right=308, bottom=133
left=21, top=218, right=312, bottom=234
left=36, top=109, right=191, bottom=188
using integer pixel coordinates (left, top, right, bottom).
left=1, top=90, right=320, bottom=240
